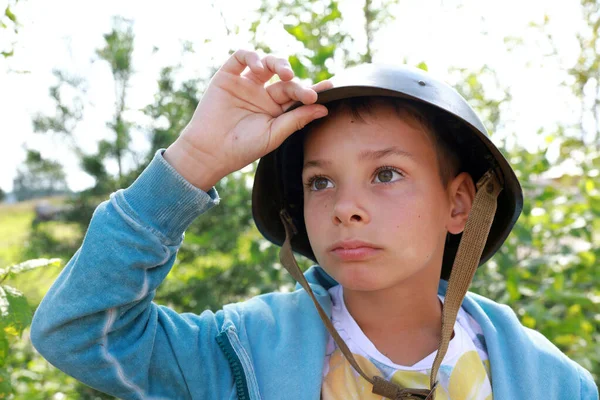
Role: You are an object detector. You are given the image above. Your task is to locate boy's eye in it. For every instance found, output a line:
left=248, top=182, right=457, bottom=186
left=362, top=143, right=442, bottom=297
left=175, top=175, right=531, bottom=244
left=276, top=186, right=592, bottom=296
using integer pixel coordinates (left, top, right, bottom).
left=374, top=168, right=402, bottom=183
left=310, top=177, right=333, bottom=191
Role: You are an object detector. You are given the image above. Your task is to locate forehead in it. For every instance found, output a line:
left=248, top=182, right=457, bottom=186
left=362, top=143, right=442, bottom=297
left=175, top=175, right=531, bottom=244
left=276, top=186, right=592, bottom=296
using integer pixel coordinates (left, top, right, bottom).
left=302, top=103, right=436, bottom=161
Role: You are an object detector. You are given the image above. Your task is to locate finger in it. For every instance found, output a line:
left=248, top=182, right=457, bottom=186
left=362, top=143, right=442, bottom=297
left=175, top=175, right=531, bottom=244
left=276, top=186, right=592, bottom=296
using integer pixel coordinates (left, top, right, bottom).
left=263, top=55, right=294, bottom=81
left=266, top=80, right=318, bottom=105
left=311, top=79, right=333, bottom=92
left=268, top=104, right=329, bottom=148
left=280, top=79, right=334, bottom=110
left=220, top=49, right=264, bottom=76
left=244, top=55, right=294, bottom=83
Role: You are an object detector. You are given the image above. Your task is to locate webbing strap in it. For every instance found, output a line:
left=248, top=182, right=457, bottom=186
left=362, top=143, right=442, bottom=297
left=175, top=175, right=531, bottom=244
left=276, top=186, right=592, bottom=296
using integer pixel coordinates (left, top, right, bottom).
left=429, top=170, right=502, bottom=391
left=278, top=169, right=502, bottom=400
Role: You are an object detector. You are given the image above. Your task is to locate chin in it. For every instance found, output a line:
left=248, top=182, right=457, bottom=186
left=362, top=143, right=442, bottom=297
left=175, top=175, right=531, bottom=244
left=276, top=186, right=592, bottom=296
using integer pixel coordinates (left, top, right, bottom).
left=321, top=259, right=392, bottom=291
left=338, top=279, right=389, bottom=292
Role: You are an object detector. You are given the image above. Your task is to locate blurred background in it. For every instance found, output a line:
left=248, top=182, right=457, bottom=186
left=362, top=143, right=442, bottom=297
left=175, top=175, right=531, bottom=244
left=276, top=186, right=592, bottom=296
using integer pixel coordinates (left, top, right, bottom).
left=0, top=0, right=598, bottom=397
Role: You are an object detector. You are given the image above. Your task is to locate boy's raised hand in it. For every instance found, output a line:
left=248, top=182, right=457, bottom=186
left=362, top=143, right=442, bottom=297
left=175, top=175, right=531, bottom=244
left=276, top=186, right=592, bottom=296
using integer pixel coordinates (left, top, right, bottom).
left=164, top=49, right=331, bottom=191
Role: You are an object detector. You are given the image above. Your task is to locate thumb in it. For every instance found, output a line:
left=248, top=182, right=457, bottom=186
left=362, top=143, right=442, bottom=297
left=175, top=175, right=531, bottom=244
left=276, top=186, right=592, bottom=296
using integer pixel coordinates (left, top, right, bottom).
left=269, top=104, right=328, bottom=147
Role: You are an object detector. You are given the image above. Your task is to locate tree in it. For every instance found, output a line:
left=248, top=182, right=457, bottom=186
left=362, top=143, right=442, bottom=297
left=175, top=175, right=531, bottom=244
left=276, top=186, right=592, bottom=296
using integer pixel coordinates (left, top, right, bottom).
left=458, top=1, right=600, bottom=380
left=95, top=16, right=136, bottom=187
left=33, top=16, right=137, bottom=195
left=31, top=17, right=139, bottom=239
left=140, top=66, right=205, bottom=165
left=12, top=150, right=68, bottom=201
left=14, top=1, right=599, bottom=397
left=249, top=0, right=395, bottom=82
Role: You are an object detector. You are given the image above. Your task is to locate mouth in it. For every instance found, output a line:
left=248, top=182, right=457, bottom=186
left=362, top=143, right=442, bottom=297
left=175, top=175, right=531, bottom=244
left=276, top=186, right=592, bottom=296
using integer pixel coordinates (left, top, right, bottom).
left=328, top=240, right=382, bottom=261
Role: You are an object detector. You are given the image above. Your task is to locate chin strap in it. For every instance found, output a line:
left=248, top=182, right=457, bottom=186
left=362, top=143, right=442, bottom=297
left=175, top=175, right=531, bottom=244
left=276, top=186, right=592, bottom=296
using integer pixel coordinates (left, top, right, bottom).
left=278, top=169, right=502, bottom=400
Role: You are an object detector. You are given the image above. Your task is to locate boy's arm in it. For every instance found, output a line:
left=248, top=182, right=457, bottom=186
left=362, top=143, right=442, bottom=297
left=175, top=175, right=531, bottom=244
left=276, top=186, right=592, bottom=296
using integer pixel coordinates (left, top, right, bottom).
left=578, top=366, right=599, bottom=400
left=31, top=150, right=228, bottom=400
left=32, top=49, right=331, bottom=399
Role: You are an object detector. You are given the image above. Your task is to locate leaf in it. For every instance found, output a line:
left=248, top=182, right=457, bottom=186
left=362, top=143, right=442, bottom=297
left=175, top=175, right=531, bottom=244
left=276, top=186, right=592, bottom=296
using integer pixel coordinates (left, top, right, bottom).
left=553, top=274, right=564, bottom=291
left=585, top=178, right=595, bottom=194
left=522, top=315, right=536, bottom=328
left=312, top=44, right=336, bottom=66
left=284, top=24, right=307, bottom=42
left=5, top=258, right=61, bottom=278
left=0, top=285, right=32, bottom=337
left=0, top=332, right=7, bottom=367
left=0, top=368, right=12, bottom=399
left=578, top=251, right=595, bottom=268
left=5, top=7, right=17, bottom=23
left=288, top=55, right=308, bottom=79
left=416, top=61, right=429, bottom=71
left=249, top=20, right=260, bottom=34
left=321, top=2, right=342, bottom=24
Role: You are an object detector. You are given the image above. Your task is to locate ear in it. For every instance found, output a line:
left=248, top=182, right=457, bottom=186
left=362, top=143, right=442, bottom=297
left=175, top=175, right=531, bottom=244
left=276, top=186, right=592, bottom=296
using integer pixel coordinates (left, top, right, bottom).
left=446, top=172, right=476, bottom=235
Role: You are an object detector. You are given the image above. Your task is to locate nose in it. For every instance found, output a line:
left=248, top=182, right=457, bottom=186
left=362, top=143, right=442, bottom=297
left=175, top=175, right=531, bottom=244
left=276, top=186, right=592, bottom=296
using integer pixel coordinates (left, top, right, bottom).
left=332, top=187, right=370, bottom=226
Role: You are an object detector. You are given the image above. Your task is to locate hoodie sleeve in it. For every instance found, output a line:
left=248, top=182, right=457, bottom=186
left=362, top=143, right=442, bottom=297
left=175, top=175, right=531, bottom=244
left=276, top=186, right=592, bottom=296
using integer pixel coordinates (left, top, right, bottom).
left=579, top=367, right=599, bottom=400
left=30, top=150, right=233, bottom=400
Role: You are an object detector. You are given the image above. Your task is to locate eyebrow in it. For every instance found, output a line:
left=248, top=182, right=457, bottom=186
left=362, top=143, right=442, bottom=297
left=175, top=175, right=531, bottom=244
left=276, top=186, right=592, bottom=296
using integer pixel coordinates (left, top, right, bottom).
left=303, top=146, right=414, bottom=170
left=358, top=146, right=414, bottom=162
left=303, top=159, right=332, bottom=170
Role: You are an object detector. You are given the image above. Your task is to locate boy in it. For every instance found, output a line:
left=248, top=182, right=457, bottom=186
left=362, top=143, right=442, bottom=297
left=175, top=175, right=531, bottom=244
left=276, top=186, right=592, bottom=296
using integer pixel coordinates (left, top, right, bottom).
left=31, top=50, right=598, bottom=399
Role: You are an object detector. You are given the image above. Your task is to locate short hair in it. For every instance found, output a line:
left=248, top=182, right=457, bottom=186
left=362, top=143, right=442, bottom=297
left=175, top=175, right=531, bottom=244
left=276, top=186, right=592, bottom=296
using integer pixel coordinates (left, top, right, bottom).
left=304, top=96, right=464, bottom=186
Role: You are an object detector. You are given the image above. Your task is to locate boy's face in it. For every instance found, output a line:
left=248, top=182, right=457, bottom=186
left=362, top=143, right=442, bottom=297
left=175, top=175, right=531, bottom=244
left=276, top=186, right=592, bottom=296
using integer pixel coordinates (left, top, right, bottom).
left=302, top=104, right=469, bottom=292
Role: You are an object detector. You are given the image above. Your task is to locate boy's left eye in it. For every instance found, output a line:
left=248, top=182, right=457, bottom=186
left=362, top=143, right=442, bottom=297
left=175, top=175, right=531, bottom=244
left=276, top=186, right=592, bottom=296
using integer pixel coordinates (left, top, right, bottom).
left=373, top=168, right=403, bottom=183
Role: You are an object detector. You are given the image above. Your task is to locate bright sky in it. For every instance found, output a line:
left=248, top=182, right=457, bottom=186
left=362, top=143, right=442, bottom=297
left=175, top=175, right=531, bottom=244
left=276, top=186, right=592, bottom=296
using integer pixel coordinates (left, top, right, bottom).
left=0, top=0, right=583, bottom=192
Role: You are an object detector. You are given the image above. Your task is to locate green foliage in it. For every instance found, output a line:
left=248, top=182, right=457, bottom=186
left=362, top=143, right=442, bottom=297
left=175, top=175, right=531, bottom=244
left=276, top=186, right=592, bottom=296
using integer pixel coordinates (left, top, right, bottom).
left=33, top=17, right=136, bottom=200
left=96, top=17, right=134, bottom=80
left=12, top=150, right=69, bottom=202
left=32, top=70, right=86, bottom=142
left=23, top=221, right=82, bottom=262
left=252, top=0, right=349, bottom=81
left=94, top=17, right=136, bottom=187
left=450, top=23, right=600, bottom=378
left=9, top=0, right=600, bottom=397
left=7, top=333, right=115, bottom=399
left=141, top=66, right=205, bottom=161
left=0, top=258, right=60, bottom=398
left=1, top=0, right=19, bottom=58
left=470, top=139, right=600, bottom=379
left=416, top=62, right=428, bottom=72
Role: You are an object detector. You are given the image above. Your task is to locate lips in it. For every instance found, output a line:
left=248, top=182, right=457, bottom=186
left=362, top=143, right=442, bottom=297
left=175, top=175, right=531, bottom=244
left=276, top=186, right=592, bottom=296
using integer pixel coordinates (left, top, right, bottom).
left=328, top=240, right=382, bottom=261
left=328, top=240, right=380, bottom=252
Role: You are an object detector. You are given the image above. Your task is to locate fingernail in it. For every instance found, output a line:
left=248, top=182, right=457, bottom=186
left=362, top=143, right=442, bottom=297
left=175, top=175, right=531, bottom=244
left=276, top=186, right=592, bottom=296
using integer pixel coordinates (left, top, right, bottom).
left=313, top=108, right=328, bottom=118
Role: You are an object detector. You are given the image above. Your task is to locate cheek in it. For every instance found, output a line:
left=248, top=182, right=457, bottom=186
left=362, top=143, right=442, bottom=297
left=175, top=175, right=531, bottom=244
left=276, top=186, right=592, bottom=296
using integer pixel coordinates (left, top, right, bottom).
left=380, top=186, right=446, bottom=232
left=304, top=211, right=328, bottom=261
left=303, top=197, right=328, bottom=236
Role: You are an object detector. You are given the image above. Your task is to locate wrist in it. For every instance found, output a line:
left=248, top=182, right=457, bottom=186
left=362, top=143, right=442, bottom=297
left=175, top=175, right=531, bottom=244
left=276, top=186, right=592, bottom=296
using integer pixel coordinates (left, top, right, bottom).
left=163, top=140, right=223, bottom=192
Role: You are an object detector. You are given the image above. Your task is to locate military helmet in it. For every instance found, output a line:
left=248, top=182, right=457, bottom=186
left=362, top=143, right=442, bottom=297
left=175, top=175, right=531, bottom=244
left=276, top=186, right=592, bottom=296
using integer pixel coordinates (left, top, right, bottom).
left=252, top=63, right=523, bottom=280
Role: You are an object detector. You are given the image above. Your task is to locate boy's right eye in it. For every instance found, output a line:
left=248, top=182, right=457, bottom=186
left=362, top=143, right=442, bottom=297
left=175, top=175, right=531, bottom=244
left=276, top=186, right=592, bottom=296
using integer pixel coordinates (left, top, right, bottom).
left=307, top=176, right=334, bottom=191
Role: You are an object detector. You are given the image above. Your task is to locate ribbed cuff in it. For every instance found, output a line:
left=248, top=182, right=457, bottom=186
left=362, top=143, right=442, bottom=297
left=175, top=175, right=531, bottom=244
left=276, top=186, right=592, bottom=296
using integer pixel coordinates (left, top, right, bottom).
left=117, top=149, right=220, bottom=242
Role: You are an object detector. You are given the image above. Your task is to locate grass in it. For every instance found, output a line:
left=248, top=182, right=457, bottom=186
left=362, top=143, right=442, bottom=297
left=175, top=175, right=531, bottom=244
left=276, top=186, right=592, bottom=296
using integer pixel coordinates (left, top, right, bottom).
left=0, top=199, right=37, bottom=266
left=0, top=196, right=79, bottom=304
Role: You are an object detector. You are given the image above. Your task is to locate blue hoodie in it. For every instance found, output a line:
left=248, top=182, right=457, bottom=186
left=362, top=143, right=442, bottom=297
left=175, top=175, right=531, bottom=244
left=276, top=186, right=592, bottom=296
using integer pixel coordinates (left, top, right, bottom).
left=31, top=151, right=598, bottom=400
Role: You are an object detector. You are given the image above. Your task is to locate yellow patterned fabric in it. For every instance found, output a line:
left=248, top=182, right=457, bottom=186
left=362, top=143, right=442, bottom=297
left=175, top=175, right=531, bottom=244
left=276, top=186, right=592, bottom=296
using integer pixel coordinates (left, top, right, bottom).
left=321, top=286, right=492, bottom=400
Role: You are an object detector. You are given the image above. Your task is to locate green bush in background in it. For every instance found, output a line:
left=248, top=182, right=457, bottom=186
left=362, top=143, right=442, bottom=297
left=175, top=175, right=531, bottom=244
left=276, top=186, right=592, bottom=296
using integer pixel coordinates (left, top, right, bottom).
left=1, top=0, right=598, bottom=398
